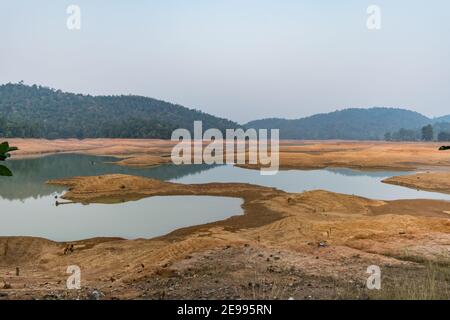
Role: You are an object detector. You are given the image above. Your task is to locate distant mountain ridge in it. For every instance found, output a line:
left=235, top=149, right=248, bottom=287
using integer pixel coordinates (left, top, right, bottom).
left=1, top=83, right=449, bottom=140
left=246, top=108, right=450, bottom=140
left=434, top=115, right=450, bottom=123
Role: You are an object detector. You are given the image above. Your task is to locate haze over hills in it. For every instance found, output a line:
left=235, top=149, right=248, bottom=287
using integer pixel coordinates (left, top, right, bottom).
left=246, top=108, right=450, bottom=140
left=1, top=83, right=450, bottom=140
left=434, top=115, right=450, bottom=123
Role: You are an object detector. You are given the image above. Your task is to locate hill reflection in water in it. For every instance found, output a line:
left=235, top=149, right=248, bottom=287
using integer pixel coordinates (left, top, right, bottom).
left=0, top=154, right=215, bottom=201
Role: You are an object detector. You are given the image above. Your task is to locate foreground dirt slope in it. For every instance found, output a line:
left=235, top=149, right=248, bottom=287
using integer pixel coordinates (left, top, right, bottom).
left=1, top=140, right=450, bottom=299
left=1, top=174, right=449, bottom=299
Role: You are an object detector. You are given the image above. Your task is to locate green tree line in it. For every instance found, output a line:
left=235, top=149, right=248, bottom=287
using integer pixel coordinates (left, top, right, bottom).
left=385, top=124, right=450, bottom=142
left=0, top=83, right=238, bottom=139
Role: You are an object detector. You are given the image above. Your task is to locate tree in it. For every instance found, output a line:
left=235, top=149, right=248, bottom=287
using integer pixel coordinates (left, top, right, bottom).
left=384, top=132, right=392, bottom=141
left=438, top=131, right=450, bottom=142
left=0, top=141, right=18, bottom=176
left=421, top=125, right=434, bottom=141
left=390, top=128, right=419, bottom=141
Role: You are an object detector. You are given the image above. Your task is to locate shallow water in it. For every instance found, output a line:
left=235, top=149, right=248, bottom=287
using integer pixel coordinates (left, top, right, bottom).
left=172, top=165, right=450, bottom=201
left=0, top=195, right=243, bottom=241
left=0, top=154, right=448, bottom=241
left=0, top=154, right=242, bottom=241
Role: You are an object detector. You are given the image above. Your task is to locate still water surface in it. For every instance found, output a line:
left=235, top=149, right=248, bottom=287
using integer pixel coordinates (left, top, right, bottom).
left=0, top=154, right=448, bottom=241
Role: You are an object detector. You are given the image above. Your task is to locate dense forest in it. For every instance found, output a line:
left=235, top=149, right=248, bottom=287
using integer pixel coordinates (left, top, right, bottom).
left=0, top=83, right=238, bottom=139
left=386, top=122, right=450, bottom=142
left=2, top=83, right=450, bottom=141
left=246, top=108, right=450, bottom=140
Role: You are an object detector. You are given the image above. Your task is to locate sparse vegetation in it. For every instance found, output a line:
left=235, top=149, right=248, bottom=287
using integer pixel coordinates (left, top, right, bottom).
left=368, top=260, right=450, bottom=300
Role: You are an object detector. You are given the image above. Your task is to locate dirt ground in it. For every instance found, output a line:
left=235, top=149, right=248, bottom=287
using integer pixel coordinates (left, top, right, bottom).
left=383, top=172, right=450, bottom=195
left=9, top=138, right=450, bottom=170
left=1, top=139, right=450, bottom=299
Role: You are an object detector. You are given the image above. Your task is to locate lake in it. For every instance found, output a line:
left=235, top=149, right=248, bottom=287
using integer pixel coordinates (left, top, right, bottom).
left=0, top=154, right=449, bottom=241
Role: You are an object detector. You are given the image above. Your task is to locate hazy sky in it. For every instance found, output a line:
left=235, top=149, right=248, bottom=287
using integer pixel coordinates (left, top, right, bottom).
left=1, top=0, right=449, bottom=123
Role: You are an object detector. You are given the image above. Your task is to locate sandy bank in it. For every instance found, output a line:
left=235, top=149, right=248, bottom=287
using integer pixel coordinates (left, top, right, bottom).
left=7, top=139, right=450, bottom=170
left=383, top=172, right=450, bottom=195
left=2, top=139, right=450, bottom=299
left=1, top=173, right=449, bottom=299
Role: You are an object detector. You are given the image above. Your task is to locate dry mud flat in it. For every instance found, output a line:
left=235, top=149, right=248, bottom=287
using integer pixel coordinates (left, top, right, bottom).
left=1, top=139, right=450, bottom=299
left=9, top=138, right=450, bottom=170
left=1, top=174, right=450, bottom=299
left=384, top=172, right=450, bottom=195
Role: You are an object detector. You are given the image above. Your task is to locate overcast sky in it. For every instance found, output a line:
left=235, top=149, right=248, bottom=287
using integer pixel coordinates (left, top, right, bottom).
left=1, top=0, right=449, bottom=123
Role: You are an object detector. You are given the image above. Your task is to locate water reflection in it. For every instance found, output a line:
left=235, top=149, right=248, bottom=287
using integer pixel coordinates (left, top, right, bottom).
left=0, top=154, right=216, bottom=200
left=1, top=154, right=449, bottom=201
left=173, top=165, right=450, bottom=201
left=0, top=195, right=243, bottom=241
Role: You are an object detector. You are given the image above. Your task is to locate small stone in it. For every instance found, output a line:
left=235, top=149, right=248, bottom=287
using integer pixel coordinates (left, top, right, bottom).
left=88, top=290, right=104, bottom=300
left=2, top=282, right=12, bottom=289
left=318, top=241, right=328, bottom=248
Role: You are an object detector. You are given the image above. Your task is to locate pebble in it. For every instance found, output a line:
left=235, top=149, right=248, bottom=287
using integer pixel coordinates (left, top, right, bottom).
left=88, top=290, right=104, bottom=300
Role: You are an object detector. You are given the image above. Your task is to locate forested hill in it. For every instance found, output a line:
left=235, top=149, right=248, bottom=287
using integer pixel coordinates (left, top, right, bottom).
left=0, top=83, right=238, bottom=139
left=2, top=83, right=449, bottom=141
left=245, top=108, right=446, bottom=140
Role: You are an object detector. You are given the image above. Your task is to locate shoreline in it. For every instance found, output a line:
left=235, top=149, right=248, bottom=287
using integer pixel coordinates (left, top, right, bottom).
left=1, top=139, right=450, bottom=299
left=6, top=138, right=450, bottom=171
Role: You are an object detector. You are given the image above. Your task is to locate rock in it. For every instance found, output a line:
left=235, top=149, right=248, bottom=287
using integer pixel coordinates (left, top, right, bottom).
left=63, top=244, right=74, bottom=255
left=88, top=290, right=104, bottom=300
left=318, top=241, right=328, bottom=248
left=2, top=282, right=12, bottom=289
